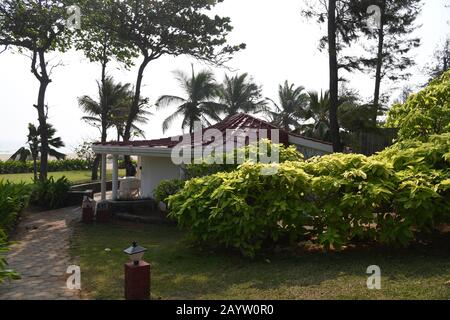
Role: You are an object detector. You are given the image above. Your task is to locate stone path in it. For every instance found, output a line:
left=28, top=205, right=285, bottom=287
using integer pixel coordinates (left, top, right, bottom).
left=0, top=207, right=83, bottom=300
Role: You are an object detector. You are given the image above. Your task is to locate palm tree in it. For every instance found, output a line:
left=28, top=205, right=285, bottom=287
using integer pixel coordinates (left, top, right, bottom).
left=11, top=124, right=65, bottom=181
left=299, top=90, right=332, bottom=142
left=79, top=77, right=131, bottom=143
left=266, top=81, right=309, bottom=131
left=217, top=73, right=267, bottom=116
left=156, top=66, right=223, bottom=134
left=78, top=77, right=132, bottom=180
left=26, top=123, right=40, bottom=181
left=111, top=94, right=152, bottom=141
left=9, top=148, right=31, bottom=162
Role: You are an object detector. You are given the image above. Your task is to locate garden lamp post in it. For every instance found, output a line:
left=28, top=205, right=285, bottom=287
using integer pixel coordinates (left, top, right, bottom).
left=124, top=242, right=147, bottom=265
left=123, top=242, right=150, bottom=300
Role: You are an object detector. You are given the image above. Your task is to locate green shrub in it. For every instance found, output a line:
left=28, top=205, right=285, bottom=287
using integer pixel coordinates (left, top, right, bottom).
left=0, top=182, right=29, bottom=284
left=30, top=177, right=71, bottom=210
left=169, top=134, right=450, bottom=257
left=118, top=159, right=138, bottom=170
left=0, top=159, right=90, bottom=174
left=154, top=179, right=186, bottom=204
left=185, top=140, right=304, bottom=179
left=0, top=181, right=31, bottom=232
left=0, top=230, right=20, bottom=284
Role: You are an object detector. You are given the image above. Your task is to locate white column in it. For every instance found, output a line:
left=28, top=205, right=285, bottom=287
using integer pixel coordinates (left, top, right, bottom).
left=101, top=154, right=107, bottom=201
left=112, top=155, right=119, bottom=201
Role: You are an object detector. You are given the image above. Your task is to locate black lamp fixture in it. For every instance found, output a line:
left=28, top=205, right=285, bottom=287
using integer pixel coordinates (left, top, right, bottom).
left=124, top=242, right=147, bottom=266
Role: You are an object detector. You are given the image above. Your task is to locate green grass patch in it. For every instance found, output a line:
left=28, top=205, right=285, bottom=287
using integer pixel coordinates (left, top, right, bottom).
left=0, top=170, right=126, bottom=185
left=70, top=221, right=450, bottom=300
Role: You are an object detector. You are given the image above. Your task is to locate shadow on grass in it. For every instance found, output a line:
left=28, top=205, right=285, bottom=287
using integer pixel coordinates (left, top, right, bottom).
left=70, top=220, right=450, bottom=300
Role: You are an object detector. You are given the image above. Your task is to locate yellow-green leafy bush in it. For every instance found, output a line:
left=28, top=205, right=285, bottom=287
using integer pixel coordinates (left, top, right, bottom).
left=169, top=134, right=450, bottom=257
left=386, top=70, right=450, bottom=141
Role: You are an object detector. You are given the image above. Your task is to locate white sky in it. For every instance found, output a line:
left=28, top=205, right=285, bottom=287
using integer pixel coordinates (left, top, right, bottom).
left=0, top=0, right=448, bottom=154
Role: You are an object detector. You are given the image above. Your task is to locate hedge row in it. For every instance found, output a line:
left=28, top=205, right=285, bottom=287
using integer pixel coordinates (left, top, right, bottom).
left=168, top=134, right=450, bottom=257
left=0, top=159, right=89, bottom=174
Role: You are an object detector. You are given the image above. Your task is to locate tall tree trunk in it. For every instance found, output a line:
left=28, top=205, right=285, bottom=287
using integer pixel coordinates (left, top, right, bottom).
left=123, top=57, right=150, bottom=142
left=33, top=50, right=51, bottom=181
left=92, top=45, right=109, bottom=181
left=328, top=0, right=343, bottom=152
left=33, top=156, right=38, bottom=182
left=443, top=55, right=448, bottom=74
left=91, top=155, right=101, bottom=181
left=373, top=11, right=385, bottom=127
left=123, top=57, right=150, bottom=175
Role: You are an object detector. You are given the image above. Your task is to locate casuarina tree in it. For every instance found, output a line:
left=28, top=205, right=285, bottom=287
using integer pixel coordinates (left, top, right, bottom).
left=350, top=0, right=422, bottom=125
left=302, top=0, right=360, bottom=152
left=0, top=0, right=72, bottom=180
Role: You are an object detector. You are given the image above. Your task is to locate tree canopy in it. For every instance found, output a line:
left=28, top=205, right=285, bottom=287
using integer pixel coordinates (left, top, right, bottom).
left=157, top=67, right=223, bottom=134
left=107, top=0, right=245, bottom=142
left=386, top=70, right=450, bottom=141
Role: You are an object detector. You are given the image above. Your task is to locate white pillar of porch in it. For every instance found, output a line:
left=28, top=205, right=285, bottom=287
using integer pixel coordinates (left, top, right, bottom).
left=112, top=155, right=119, bottom=201
left=101, top=154, right=107, bottom=201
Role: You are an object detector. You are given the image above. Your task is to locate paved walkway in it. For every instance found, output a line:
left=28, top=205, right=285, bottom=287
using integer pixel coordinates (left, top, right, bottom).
left=0, top=207, right=83, bottom=300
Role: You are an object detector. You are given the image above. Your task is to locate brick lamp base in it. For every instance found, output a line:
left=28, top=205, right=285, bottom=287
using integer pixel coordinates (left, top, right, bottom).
left=124, top=261, right=150, bottom=300
left=82, top=208, right=94, bottom=224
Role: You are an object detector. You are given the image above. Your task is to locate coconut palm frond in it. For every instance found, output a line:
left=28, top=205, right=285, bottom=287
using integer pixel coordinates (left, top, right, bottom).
left=158, top=66, right=222, bottom=133
left=218, top=73, right=266, bottom=116
left=9, top=147, right=31, bottom=162
left=162, top=108, right=185, bottom=133
left=156, top=95, right=187, bottom=110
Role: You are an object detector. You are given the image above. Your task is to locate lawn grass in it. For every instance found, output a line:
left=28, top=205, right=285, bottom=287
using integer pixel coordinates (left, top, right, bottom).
left=70, top=221, right=450, bottom=300
left=0, top=170, right=126, bottom=184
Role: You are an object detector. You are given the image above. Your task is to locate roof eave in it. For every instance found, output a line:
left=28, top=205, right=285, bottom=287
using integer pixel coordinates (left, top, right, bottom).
left=92, top=145, right=173, bottom=158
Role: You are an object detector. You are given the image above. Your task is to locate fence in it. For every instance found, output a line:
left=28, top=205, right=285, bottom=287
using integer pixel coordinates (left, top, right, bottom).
left=344, top=128, right=398, bottom=156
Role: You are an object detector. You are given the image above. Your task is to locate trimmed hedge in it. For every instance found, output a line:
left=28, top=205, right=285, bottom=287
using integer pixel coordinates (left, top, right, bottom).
left=169, top=134, right=450, bottom=257
left=0, top=159, right=89, bottom=174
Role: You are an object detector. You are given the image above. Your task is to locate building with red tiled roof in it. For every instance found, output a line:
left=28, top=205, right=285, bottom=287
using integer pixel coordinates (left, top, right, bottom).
left=93, top=113, right=333, bottom=200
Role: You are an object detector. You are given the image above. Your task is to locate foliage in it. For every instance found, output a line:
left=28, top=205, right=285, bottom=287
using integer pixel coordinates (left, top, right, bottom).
left=157, top=66, right=223, bottom=134
left=339, top=103, right=377, bottom=133
left=8, top=123, right=66, bottom=180
left=266, top=81, right=309, bottom=131
left=30, top=177, right=71, bottom=210
left=73, top=0, right=138, bottom=69
left=79, top=77, right=132, bottom=139
left=0, top=231, right=20, bottom=285
left=298, top=90, right=331, bottom=141
left=0, top=159, right=89, bottom=175
left=0, top=182, right=30, bottom=284
left=424, top=38, right=450, bottom=83
left=106, top=0, right=244, bottom=142
left=169, top=134, right=450, bottom=257
left=217, top=73, right=267, bottom=116
left=0, top=182, right=31, bottom=232
left=0, top=0, right=73, bottom=181
left=185, top=140, right=304, bottom=179
left=9, top=123, right=66, bottom=160
left=78, top=76, right=151, bottom=141
left=351, top=0, right=422, bottom=101
left=386, top=70, right=450, bottom=141
left=74, top=141, right=96, bottom=168
left=154, top=180, right=186, bottom=204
